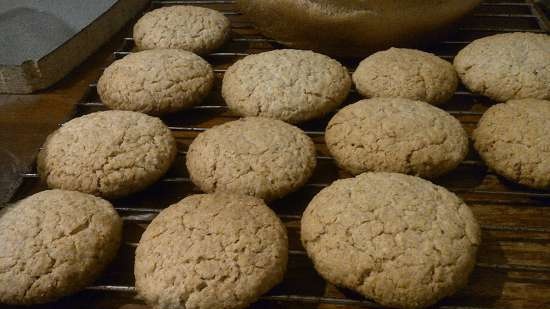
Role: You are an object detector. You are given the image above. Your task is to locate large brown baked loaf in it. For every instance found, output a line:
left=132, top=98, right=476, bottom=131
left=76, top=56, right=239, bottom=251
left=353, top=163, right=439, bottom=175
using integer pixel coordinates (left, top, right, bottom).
left=237, top=0, right=481, bottom=55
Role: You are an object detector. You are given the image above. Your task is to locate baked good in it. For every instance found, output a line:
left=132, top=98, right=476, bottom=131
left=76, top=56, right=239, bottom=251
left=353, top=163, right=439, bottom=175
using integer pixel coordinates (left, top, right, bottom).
left=222, top=49, right=351, bottom=124
left=473, top=99, right=550, bottom=189
left=133, top=6, right=230, bottom=55
left=135, top=193, right=288, bottom=309
left=97, top=49, right=214, bottom=115
left=454, top=32, right=550, bottom=102
left=37, top=111, right=177, bottom=199
left=301, top=172, right=481, bottom=309
left=186, top=117, right=316, bottom=200
left=353, top=48, right=458, bottom=105
left=325, top=98, right=468, bottom=178
left=237, top=0, right=481, bottom=56
left=0, top=189, right=122, bottom=305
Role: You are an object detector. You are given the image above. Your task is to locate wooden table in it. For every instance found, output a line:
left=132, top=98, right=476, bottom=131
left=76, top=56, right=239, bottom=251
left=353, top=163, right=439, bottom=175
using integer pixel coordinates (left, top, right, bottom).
left=2, top=1, right=549, bottom=309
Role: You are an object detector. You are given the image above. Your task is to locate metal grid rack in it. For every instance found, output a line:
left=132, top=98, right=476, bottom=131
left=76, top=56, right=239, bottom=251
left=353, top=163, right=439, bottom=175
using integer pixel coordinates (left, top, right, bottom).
left=13, top=0, right=550, bottom=308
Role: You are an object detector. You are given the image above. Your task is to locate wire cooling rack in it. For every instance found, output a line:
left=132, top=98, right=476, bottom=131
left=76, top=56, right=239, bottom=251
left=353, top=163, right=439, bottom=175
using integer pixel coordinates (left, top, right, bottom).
left=11, top=0, right=550, bottom=308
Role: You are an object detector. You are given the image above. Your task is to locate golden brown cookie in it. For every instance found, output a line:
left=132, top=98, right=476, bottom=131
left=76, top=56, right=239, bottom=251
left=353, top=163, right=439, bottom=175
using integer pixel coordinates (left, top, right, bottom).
left=133, top=6, right=230, bottom=55
left=37, top=111, right=177, bottom=199
left=98, top=49, right=214, bottom=115
left=222, top=49, right=351, bottom=124
left=353, top=48, right=458, bottom=105
left=325, top=98, right=468, bottom=178
left=0, top=189, right=122, bottom=305
left=454, top=32, right=550, bottom=102
left=473, top=99, right=550, bottom=189
left=301, top=172, right=480, bottom=309
left=135, top=193, right=288, bottom=309
left=186, top=117, right=316, bottom=200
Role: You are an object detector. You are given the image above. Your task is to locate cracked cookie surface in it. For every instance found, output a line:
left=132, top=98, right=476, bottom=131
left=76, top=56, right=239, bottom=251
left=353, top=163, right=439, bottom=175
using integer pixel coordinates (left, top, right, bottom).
left=454, top=32, right=550, bottom=102
left=135, top=193, right=288, bottom=309
left=222, top=49, right=351, bottom=124
left=473, top=99, right=550, bottom=189
left=37, top=111, right=177, bottom=199
left=133, top=5, right=230, bottom=55
left=186, top=117, right=316, bottom=200
left=352, top=48, right=458, bottom=105
left=301, top=172, right=480, bottom=309
left=98, top=49, right=214, bottom=115
left=0, top=189, right=122, bottom=305
left=325, top=98, right=468, bottom=178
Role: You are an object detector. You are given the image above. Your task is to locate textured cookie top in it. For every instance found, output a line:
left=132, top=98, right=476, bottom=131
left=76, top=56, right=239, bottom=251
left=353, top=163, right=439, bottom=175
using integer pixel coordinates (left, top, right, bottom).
left=325, top=98, right=468, bottom=178
left=353, top=48, right=458, bottom=105
left=186, top=117, right=317, bottom=200
left=454, top=32, right=550, bottom=102
left=222, top=49, right=351, bottom=123
left=37, top=111, right=177, bottom=199
left=473, top=99, right=550, bottom=189
left=301, top=172, right=480, bottom=309
left=98, top=49, right=214, bottom=115
left=133, top=6, right=230, bottom=55
left=0, top=190, right=122, bottom=305
left=135, top=193, right=288, bottom=309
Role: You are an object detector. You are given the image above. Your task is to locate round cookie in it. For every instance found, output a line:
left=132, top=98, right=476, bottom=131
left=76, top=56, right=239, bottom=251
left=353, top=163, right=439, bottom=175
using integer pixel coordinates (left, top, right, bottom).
left=352, top=48, right=458, bottom=105
left=301, top=172, right=480, bottom=309
left=454, top=32, right=550, bottom=102
left=37, top=111, right=177, bottom=199
left=0, top=189, right=122, bottom=305
left=98, top=49, right=214, bottom=115
left=135, top=193, right=288, bottom=309
left=325, top=98, right=468, bottom=178
left=186, top=117, right=316, bottom=200
left=222, top=49, right=351, bottom=124
left=133, top=6, right=230, bottom=55
left=473, top=99, right=550, bottom=189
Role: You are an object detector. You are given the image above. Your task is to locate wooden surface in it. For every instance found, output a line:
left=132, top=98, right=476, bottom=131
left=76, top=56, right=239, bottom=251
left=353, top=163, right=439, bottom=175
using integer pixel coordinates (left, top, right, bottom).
left=3, top=1, right=550, bottom=309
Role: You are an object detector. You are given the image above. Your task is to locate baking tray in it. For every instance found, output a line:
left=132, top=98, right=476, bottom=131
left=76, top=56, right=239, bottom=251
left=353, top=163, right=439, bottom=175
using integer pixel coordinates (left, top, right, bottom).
left=8, top=0, right=550, bottom=308
left=0, top=0, right=149, bottom=94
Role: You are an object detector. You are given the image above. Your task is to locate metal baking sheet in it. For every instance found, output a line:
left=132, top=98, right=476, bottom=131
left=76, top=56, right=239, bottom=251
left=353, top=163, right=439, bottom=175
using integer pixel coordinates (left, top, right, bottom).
left=0, top=0, right=117, bottom=66
left=0, top=0, right=148, bottom=94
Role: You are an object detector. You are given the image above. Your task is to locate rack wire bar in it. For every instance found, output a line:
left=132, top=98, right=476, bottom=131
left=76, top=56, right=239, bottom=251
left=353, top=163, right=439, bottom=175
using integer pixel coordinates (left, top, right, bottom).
left=113, top=50, right=461, bottom=60
left=106, top=239, right=550, bottom=272
left=121, top=36, right=537, bottom=45
left=81, top=285, right=532, bottom=309
left=12, top=158, right=485, bottom=171
left=79, top=285, right=374, bottom=309
left=472, top=13, right=538, bottom=18
left=75, top=101, right=485, bottom=116
left=117, top=211, right=550, bottom=234
left=478, top=2, right=532, bottom=6
left=475, top=263, right=550, bottom=273
left=457, top=27, right=546, bottom=32
left=86, top=285, right=136, bottom=293
left=20, top=173, right=39, bottom=178
left=16, top=172, right=550, bottom=199
left=88, top=81, right=478, bottom=89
